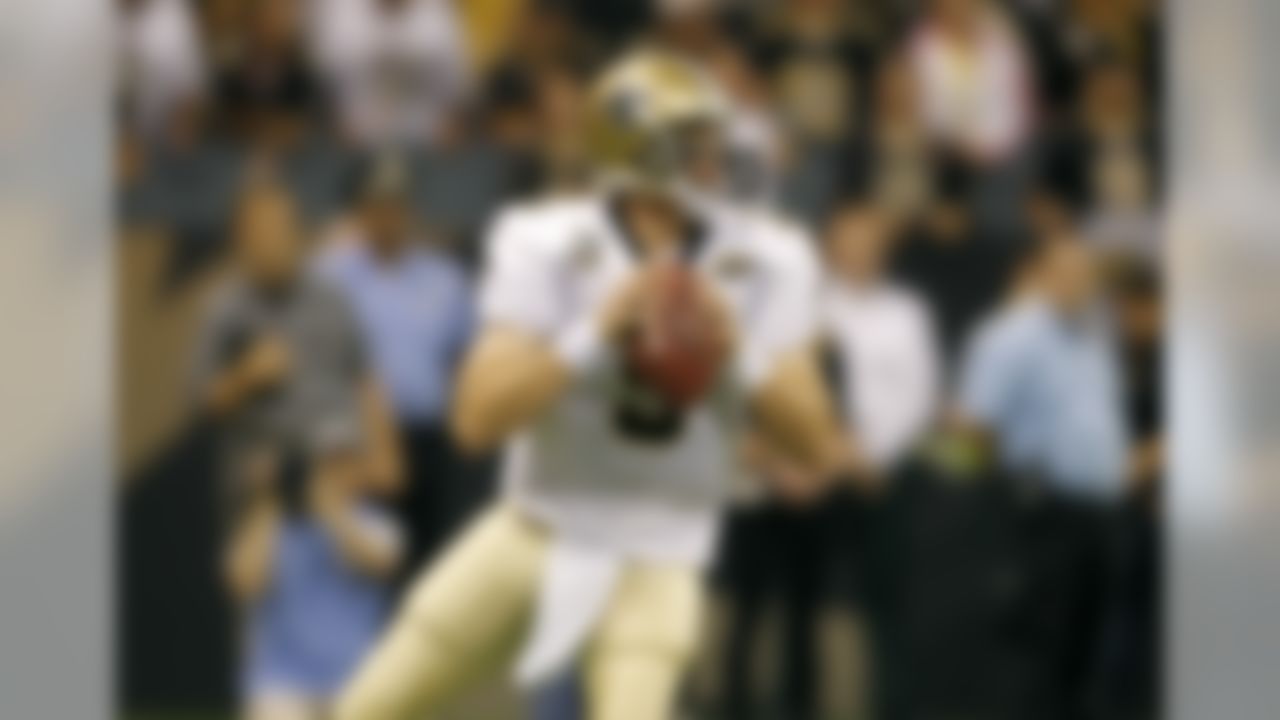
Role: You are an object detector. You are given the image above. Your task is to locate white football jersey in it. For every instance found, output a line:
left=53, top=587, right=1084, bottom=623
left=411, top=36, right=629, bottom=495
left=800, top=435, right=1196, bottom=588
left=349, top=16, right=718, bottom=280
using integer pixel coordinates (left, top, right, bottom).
left=479, top=194, right=820, bottom=566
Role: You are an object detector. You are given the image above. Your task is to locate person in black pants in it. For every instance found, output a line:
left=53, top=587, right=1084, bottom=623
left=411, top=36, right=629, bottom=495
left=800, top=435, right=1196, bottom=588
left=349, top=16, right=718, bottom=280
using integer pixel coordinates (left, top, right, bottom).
left=718, top=494, right=836, bottom=720
left=952, top=239, right=1133, bottom=719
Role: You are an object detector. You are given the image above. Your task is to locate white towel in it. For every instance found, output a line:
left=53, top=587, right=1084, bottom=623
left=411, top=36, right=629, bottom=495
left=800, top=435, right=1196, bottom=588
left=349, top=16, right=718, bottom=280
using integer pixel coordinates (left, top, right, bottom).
left=514, top=540, right=623, bottom=687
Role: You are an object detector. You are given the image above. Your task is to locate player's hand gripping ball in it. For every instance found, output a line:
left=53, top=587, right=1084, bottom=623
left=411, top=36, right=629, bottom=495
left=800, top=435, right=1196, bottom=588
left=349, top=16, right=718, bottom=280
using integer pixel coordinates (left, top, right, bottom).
left=624, top=263, right=732, bottom=408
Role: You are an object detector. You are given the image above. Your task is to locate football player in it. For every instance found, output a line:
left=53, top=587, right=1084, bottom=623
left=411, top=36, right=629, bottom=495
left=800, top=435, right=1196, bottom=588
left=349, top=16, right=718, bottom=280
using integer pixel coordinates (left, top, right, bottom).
left=335, top=49, right=853, bottom=720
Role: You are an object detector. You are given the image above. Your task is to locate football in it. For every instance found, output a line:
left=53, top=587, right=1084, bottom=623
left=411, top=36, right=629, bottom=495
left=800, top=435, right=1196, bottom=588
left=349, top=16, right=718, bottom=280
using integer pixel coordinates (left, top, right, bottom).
left=625, top=263, right=729, bottom=408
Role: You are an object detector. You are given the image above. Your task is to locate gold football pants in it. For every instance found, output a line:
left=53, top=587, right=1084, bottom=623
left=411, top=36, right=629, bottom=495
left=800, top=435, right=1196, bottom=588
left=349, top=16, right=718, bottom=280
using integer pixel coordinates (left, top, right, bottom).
left=333, top=504, right=704, bottom=720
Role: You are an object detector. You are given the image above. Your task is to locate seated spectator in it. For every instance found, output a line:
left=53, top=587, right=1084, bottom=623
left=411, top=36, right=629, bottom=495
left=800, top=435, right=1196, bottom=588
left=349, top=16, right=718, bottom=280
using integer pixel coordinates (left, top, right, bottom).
left=481, top=60, right=591, bottom=197
left=479, top=1, right=593, bottom=194
left=907, top=0, right=1033, bottom=165
left=706, top=40, right=788, bottom=203
left=117, top=0, right=205, bottom=137
left=204, top=0, right=353, bottom=236
left=955, top=237, right=1129, bottom=717
left=130, top=97, right=245, bottom=280
left=127, top=0, right=344, bottom=257
left=1034, top=0, right=1160, bottom=116
left=199, top=0, right=250, bottom=79
left=312, top=0, right=472, bottom=147
left=214, top=0, right=319, bottom=146
left=316, top=154, right=476, bottom=575
left=649, top=0, right=728, bottom=64
left=263, top=133, right=359, bottom=234
left=892, top=158, right=1013, bottom=366
left=502, top=0, right=600, bottom=72
left=758, top=0, right=881, bottom=222
left=842, top=53, right=940, bottom=227
left=203, top=0, right=354, bottom=231
left=406, top=113, right=526, bottom=259
left=755, top=0, right=880, bottom=147
left=821, top=201, right=939, bottom=471
left=1042, top=59, right=1161, bottom=259
left=226, top=129, right=356, bottom=237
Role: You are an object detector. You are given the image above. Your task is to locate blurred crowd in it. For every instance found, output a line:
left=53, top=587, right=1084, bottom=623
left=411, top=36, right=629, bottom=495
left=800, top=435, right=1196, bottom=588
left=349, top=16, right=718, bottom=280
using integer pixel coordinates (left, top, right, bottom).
left=117, top=0, right=1163, bottom=718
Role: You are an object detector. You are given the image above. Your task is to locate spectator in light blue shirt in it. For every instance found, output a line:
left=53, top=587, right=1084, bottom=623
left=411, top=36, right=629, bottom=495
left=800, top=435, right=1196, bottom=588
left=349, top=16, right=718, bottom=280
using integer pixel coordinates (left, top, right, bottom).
left=958, top=238, right=1128, bottom=498
left=316, top=154, right=476, bottom=579
left=956, top=237, right=1132, bottom=717
left=228, top=426, right=403, bottom=720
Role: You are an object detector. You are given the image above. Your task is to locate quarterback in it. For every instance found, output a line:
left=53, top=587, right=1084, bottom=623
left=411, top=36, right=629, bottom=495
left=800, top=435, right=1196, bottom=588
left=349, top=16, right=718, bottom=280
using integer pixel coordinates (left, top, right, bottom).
left=335, top=50, right=850, bottom=720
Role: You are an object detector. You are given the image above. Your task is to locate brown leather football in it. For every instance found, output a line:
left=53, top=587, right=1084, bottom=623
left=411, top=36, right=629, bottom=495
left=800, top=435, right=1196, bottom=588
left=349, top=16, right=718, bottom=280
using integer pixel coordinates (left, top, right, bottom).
left=625, top=263, right=728, bottom=408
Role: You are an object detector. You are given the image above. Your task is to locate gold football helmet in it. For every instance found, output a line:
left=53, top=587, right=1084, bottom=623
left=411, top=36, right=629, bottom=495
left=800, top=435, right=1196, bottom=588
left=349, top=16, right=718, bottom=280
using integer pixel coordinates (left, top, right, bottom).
left=585, top=49, right=729, bottom=196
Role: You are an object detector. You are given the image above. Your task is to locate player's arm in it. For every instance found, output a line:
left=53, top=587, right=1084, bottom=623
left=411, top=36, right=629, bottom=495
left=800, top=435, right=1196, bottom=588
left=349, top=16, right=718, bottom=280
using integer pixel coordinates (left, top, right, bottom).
left=739, top=229, right=864, bottom=489
left=748, top=345, right=859, bottom=484
left=450, top=208, right=571, bottom=455
left=450, top=209, right=634, bottom=455
left=450, top=325, right=575, bottom=454
left=452, top=262, right=652, bottom=454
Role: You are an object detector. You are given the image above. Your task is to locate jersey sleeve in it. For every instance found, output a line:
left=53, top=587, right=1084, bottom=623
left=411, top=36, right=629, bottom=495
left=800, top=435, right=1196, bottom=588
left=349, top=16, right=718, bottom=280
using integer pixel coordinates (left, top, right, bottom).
left=736, top=225, right=822, bottom=390
left=477, top=209, right=562, bottom=338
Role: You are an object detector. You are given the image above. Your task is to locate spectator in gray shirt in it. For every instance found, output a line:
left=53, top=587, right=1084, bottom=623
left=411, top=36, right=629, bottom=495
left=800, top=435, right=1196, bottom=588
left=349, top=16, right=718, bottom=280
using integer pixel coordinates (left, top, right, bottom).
left=193, top=178, right=401, bottom=506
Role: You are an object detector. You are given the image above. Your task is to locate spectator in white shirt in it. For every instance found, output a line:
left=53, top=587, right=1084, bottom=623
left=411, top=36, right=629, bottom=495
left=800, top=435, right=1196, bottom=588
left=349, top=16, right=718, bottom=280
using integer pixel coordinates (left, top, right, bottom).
left=311, top=0, right=472, bottom=147
left=821, top=201, right=940, bottom=470
left=117, top=0, right=205, bottom=137
left=907, top=0, right=1033, bottom=165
